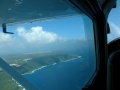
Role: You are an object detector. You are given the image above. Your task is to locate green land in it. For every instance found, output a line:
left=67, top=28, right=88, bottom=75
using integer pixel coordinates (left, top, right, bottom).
left=0, top=52, right=79, bottom=90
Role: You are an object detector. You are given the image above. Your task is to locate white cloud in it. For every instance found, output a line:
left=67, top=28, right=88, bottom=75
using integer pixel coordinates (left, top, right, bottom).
left=17, top=26, right=63, bottom=44
left=0, top=32, right=18, bottom=55
left=1, top=26, right=87, bottom=55
left=0, top=26, right=67, bottom=55
left=0, top=33, right=14, bottom=46
left=108, top=22, right=120, bottom=42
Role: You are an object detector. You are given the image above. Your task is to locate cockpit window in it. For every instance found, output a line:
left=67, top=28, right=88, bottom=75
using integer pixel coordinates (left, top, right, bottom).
left=0, top=15, right=96, bottom=90
left=108, top=1, right=120, bottom=42
left=0, top=2, right=96, bottom=90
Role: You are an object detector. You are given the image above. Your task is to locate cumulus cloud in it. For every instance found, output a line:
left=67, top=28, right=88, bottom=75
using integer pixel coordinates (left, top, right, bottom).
left=0, top=26, right=67, bottom=55
left=17, top=26, right=63, bottom=44
left=0, top=32, right=18, bottom=55
left=108, top=22, right=120, bottom=42
left=0, top=33, right=14, bottom=46
left=0, top=26, right=86, bottom=55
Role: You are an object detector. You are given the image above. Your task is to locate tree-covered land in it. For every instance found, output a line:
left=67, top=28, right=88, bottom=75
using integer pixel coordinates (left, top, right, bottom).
left=0, top=52, right=79, bottom=90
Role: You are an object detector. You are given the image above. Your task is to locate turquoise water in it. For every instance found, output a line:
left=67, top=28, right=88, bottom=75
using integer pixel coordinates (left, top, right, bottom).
left=24, top=58, right=94, bottom=90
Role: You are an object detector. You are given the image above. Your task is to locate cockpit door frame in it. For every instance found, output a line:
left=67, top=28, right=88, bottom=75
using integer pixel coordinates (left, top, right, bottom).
left=69, top=0, right=116, bottom=90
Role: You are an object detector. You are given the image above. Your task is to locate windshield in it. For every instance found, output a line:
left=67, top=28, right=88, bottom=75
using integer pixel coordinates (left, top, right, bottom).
left=108, top=1, right=120, bottom=42
left=0, top=3, right=96, bottom=90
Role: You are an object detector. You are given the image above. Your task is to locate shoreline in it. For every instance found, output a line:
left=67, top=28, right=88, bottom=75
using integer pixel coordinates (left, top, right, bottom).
left=22, top=56, right=81, bottom=75
left=12, top=78, right=25, bottom=90
left=16, top=56, right=81, bottom=90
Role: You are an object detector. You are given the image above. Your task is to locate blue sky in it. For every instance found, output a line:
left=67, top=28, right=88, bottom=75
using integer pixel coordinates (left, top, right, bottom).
left=0, top=15, right=86, bottom=55
left=0, top=1, right=120, bottom=55
left=108, top=0, right=120, bottom=24
left=5, top=16, right=85, bottom=39
left=108, top=0, right=120, bottom=42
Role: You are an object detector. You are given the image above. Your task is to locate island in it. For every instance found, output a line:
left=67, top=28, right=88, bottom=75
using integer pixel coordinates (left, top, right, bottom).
left=0, top=51, right=80, bottom=90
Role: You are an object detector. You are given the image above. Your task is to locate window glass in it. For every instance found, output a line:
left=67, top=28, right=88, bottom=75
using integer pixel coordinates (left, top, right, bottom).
left=0, top=15, right=96, bottom=90
left=108, top=1, right=120, bottom=42
left=0, top=14, right=96, bottom=90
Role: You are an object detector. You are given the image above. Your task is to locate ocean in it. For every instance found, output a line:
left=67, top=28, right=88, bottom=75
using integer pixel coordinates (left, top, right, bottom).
left=24, top=57, right=95, bottom=90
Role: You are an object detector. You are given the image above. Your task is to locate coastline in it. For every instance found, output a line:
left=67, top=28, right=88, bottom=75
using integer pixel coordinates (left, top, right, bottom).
left=16, top=56, right=81, bottom=90
left=22, top=56, right=81, bottom=75
left=12, top=78, right=25, bottom=90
